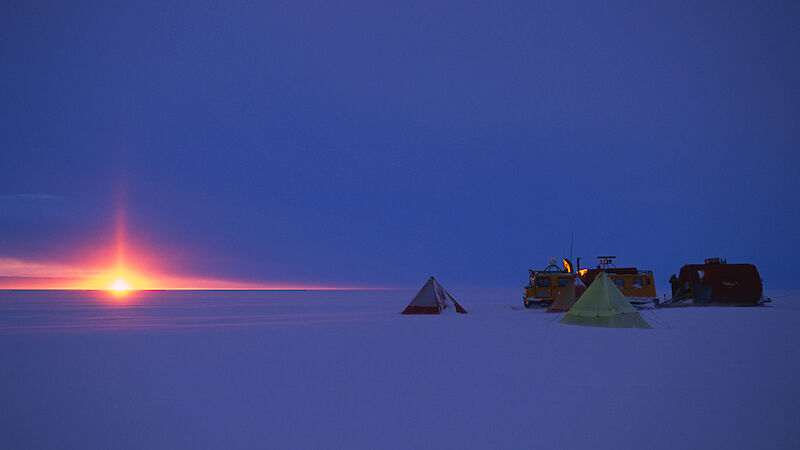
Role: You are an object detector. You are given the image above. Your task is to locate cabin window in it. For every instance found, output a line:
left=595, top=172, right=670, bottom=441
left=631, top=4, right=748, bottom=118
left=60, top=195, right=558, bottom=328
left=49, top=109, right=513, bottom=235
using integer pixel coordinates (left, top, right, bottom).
left=632, top=278, right=643, bottom=289
left=536, top=277, right=550, bottom=288
left=558, top=277, right=571, bottom=287
left=614, top=279, right=625, bottom=289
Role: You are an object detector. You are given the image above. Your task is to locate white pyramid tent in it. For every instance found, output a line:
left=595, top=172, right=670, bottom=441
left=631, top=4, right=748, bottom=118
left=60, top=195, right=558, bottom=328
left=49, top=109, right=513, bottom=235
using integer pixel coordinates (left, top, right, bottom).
left=402, top=277, right=467, bottom=314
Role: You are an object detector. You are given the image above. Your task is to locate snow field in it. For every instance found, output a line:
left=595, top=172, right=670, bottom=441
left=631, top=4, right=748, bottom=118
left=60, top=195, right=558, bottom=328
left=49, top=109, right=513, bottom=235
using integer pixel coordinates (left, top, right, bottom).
left=1, top=289, right=798, bottom=449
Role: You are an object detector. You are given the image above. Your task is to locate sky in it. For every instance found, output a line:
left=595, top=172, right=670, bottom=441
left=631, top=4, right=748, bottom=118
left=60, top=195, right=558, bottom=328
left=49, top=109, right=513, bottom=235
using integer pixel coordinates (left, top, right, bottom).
left=1, top=0, right=799, bottom=290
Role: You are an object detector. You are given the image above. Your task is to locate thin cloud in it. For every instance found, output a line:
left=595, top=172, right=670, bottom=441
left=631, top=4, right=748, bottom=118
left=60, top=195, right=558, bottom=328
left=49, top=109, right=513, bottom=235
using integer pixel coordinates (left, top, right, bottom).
left=0, top=194, right=63, bottom=201
left=0, top=257, right=102, bottom=278
left=0, top=256, right=346, bottom=290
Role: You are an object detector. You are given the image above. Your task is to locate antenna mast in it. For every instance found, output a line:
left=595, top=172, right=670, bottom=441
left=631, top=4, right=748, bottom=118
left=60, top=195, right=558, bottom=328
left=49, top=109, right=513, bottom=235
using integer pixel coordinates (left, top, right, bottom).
left=569, top=232, right=574, bottom=266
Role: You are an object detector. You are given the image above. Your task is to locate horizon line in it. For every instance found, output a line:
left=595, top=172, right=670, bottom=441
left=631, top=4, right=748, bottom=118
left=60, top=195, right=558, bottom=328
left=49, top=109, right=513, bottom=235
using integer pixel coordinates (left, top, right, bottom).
left=0, top=287, right=404, bottom=292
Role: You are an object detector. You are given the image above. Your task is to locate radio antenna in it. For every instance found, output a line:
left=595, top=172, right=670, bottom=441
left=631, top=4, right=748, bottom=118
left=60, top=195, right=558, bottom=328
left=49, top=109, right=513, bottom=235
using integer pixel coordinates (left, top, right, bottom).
left=569, top=232, right=574, bottom=272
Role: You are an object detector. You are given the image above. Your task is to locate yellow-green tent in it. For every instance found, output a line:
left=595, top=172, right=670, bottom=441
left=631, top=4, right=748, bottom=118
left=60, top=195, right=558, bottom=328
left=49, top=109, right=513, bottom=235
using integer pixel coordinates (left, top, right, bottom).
left=560, top=271, right=652, bottom=329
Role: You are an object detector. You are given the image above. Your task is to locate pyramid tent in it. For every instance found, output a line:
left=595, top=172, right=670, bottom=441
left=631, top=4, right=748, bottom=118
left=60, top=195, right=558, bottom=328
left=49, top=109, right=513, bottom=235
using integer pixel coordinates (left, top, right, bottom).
left=402, top=277, right=468, bottom=314
left=546, top=277, right=587, bottom=313
left=560, top=271, right=651, bottom=328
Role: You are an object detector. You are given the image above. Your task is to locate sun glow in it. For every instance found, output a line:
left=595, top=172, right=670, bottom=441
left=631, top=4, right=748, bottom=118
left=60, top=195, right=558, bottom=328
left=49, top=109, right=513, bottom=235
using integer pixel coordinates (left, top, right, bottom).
left=0, top=256, right=348, bottom=291
left=0, top=192, right=351, bottom=291
left=101, top=266, right=157, bottom=293
left=109, top=278, right=132, bottom=292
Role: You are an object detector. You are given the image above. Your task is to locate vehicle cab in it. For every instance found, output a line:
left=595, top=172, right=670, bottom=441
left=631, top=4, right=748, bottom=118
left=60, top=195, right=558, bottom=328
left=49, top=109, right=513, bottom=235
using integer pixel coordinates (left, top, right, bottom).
left=523, top=259, right=575, bottom=308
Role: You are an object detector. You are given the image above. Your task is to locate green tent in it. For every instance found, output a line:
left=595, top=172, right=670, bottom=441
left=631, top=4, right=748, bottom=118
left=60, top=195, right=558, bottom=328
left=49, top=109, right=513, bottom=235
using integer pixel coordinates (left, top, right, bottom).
left=560, top=271, right=652, bottom=329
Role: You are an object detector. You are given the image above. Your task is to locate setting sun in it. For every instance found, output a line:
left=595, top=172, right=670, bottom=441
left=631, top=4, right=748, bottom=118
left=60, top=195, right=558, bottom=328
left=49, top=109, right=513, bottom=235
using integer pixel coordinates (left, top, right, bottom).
left=109, top=278, right=132, bottom=292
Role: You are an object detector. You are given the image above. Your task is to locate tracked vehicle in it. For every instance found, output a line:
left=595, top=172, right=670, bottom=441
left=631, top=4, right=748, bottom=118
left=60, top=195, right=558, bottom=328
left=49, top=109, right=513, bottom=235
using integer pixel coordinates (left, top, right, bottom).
left=523, top=259, right=577, bottom=308
left=578, top=256, right=657, bottom=304
left=524, top=256, right=657, bottom=308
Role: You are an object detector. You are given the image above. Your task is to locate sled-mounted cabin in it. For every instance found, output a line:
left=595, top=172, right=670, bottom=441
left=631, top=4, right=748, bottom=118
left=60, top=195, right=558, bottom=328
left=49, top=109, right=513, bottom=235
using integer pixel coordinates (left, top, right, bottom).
left=669, top=258, right=763, bottom=306
left=578, top=256, right=657, bottom=304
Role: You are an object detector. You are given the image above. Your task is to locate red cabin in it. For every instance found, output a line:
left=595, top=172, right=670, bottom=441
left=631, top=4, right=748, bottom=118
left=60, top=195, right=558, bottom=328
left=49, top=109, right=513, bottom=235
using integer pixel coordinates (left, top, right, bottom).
left=670, top=258, right=763, bottom=306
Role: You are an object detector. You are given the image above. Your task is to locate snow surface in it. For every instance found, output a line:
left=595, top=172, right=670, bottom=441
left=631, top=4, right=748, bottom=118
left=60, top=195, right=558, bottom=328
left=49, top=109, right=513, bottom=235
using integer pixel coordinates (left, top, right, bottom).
left=1, top=289, right=799, bottom=449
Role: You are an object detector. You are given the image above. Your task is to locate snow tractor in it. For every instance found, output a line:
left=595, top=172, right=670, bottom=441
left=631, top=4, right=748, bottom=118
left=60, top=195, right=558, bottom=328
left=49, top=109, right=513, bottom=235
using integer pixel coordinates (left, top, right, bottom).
left=523, top=258, right=577, bottom=308
left=578, top=256, right=658, bottom=305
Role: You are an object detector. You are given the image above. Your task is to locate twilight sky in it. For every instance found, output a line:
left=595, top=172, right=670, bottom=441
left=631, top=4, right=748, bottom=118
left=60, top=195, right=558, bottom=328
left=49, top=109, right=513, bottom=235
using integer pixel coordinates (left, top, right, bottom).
left=1, top=1, right=799, bottom=289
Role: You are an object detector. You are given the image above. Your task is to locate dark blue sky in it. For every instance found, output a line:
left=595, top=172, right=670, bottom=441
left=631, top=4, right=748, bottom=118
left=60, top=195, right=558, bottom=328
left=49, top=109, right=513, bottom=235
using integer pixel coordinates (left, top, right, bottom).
left=2, top=1, right=799, bottom=289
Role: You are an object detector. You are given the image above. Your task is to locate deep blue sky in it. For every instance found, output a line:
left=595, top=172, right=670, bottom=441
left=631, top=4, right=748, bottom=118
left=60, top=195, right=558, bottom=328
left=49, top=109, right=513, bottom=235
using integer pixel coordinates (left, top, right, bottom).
left=2, top=1, right=799, bottom=289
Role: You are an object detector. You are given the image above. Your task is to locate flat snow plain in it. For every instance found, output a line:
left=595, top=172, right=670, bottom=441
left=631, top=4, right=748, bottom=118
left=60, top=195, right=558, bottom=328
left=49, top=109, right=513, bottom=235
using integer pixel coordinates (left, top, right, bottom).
left=1, top=289, right=798, bottom=449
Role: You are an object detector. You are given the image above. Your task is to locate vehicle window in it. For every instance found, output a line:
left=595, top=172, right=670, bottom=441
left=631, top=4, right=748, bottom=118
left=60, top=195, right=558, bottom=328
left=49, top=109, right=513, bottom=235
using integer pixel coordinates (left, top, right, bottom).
left=558, top=277, right=571, bottom=287
left=614, top=279, right=625, bottom=289
left=536, top=277, right=551, bottom=288
left=632, top=278, right=643, bottom=289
